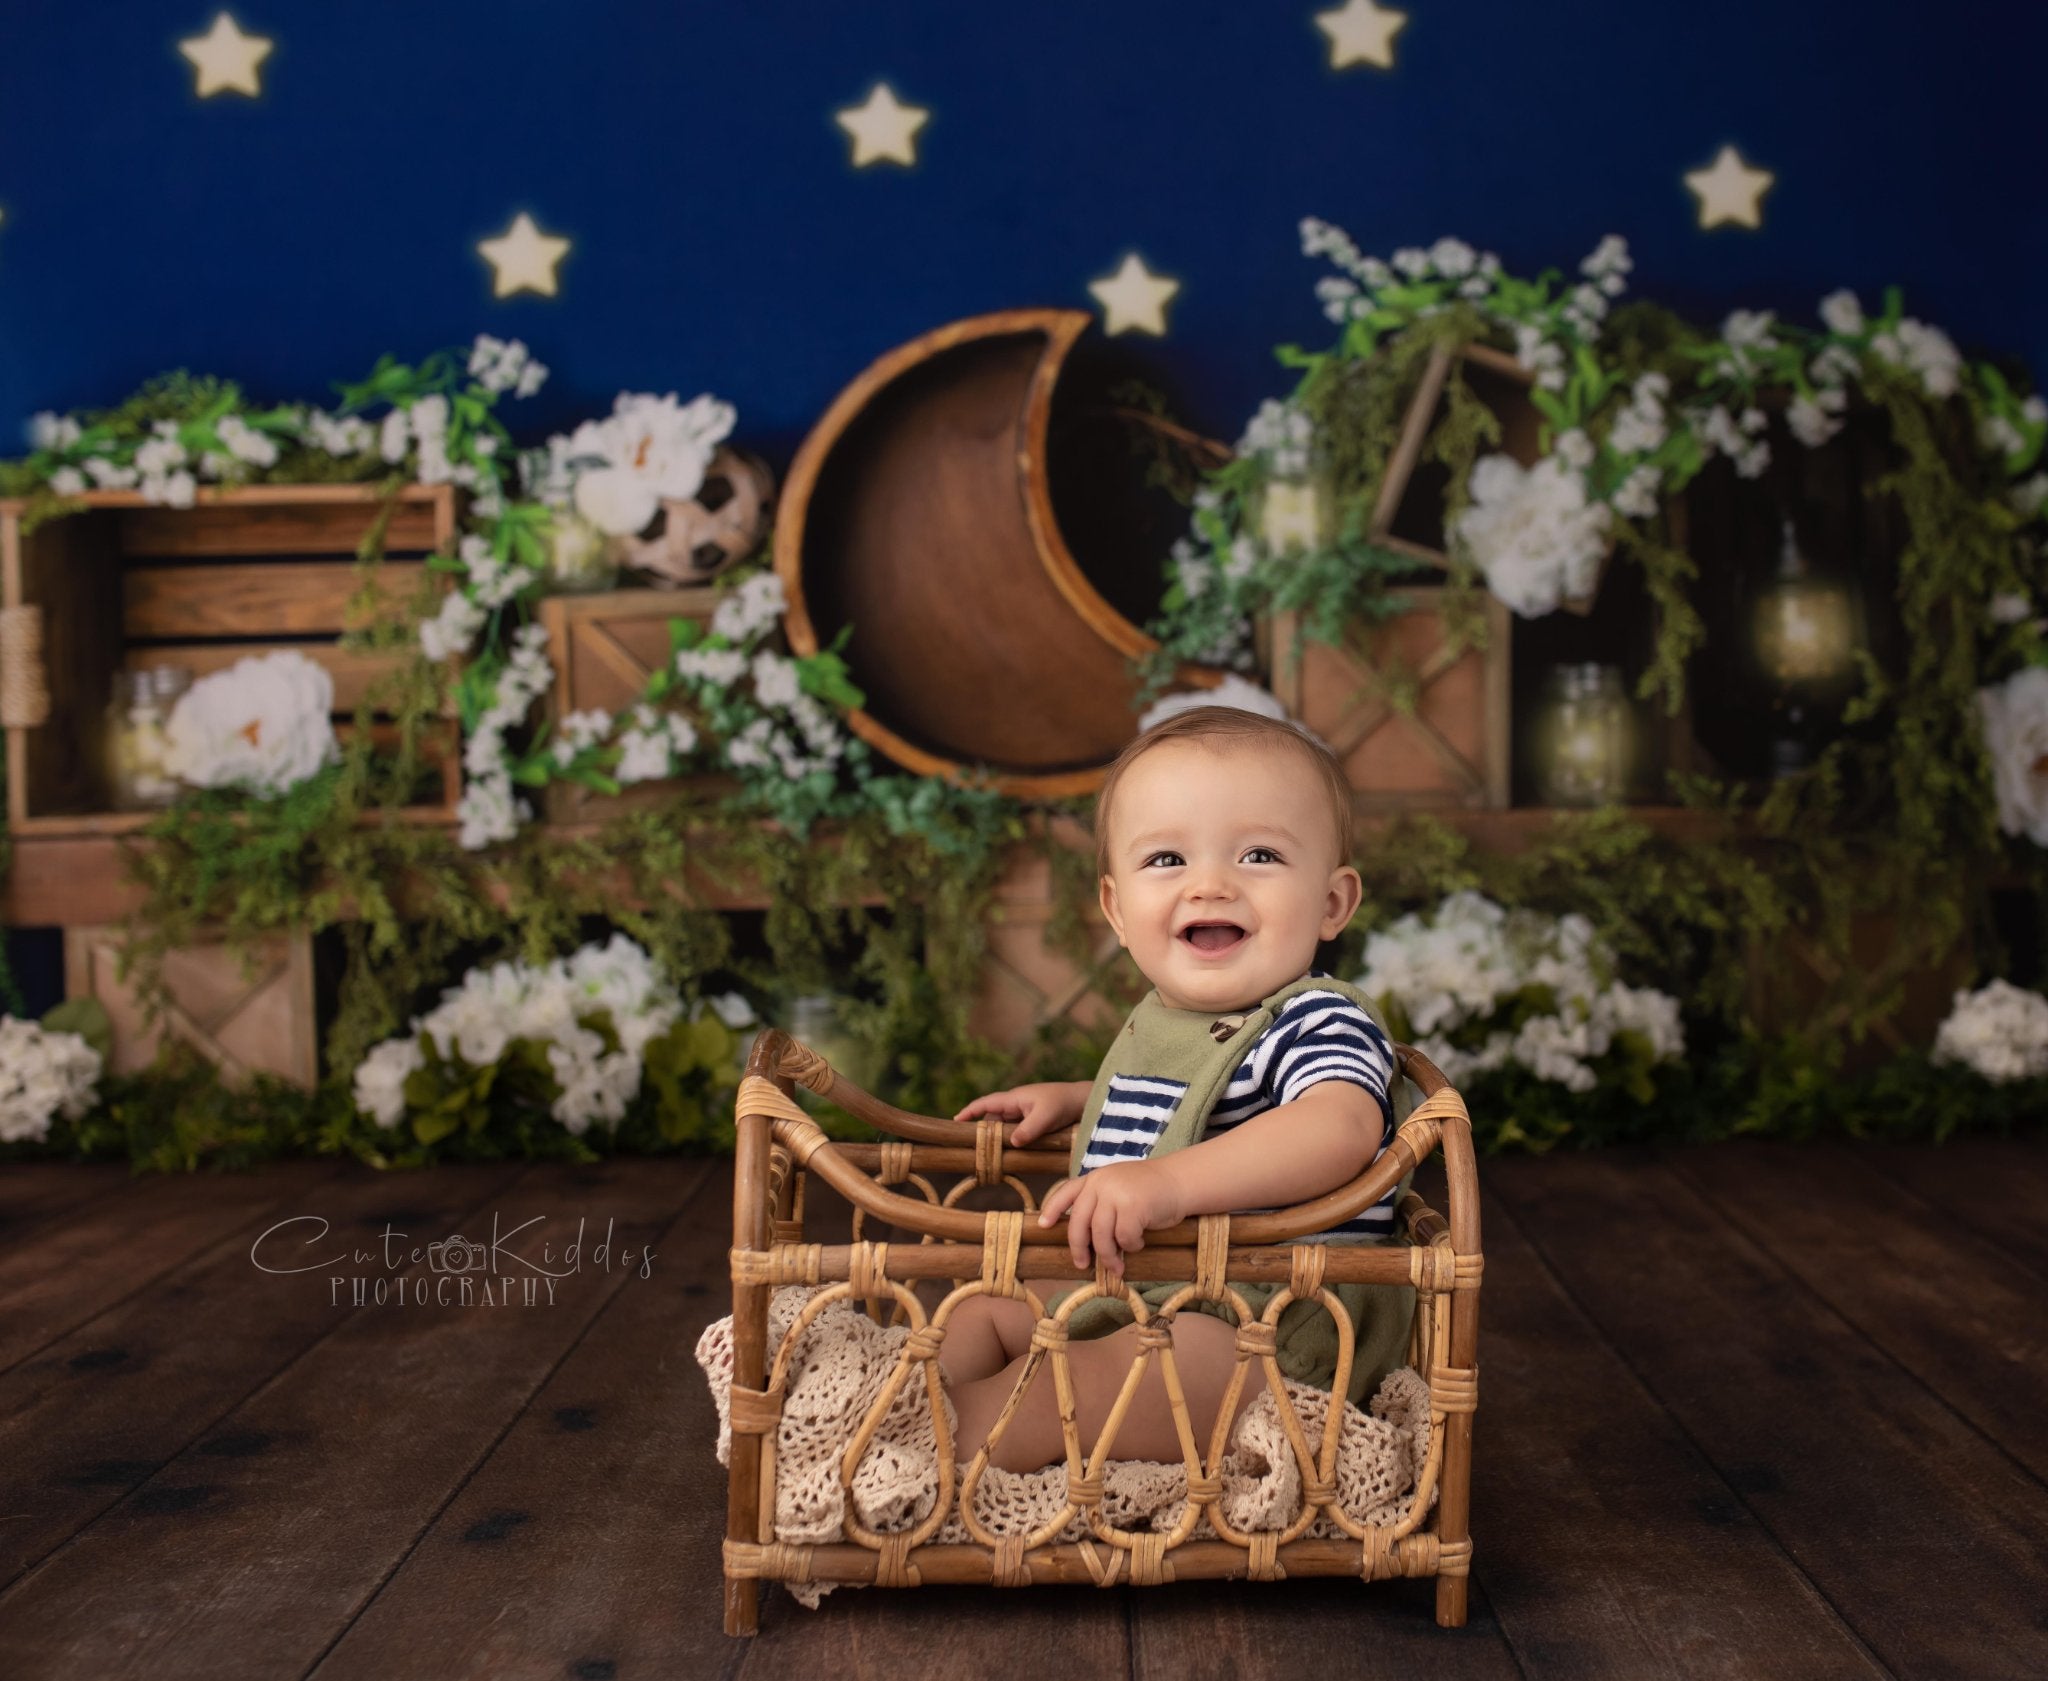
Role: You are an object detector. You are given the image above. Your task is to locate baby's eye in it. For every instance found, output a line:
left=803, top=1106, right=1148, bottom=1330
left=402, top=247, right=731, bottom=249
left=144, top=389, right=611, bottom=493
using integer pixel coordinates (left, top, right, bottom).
left=1142, top=851, right=1184, bottom=868
left=1242, top=846, right=1282, bottom=864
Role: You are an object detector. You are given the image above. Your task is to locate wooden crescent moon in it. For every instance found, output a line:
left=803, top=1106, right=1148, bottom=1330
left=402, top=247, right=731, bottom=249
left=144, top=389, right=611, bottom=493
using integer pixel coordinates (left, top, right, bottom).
left=774, top=308, right=1223, bottom=799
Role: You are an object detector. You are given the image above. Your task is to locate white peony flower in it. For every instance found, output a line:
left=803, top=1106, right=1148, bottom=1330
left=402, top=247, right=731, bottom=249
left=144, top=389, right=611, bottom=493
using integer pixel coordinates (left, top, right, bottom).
left=1977, top=666, right=2048, bottom=845
left=1453, top=454, right=1613, bottom=618
left=49, top=466, right=86, bottom=496
left=0, top=1017, right=102, bottom=1142
left=562, top=392, right=737, bottom=537
left=1135, top=673, right=1290, bottom=733
left=1932, top=980, right=2048, bottom=1083
left=162, top=650, right=339, bottom=797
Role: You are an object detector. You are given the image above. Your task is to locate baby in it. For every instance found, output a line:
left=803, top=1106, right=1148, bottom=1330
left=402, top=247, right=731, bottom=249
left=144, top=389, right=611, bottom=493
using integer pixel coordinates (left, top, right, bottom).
left=937, top=705, right=1407, bottom=1473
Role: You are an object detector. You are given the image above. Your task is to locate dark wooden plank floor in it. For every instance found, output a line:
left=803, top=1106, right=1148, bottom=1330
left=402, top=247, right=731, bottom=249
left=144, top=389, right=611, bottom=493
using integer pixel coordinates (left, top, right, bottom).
left=0, top=1136, right=2043, bottom=1680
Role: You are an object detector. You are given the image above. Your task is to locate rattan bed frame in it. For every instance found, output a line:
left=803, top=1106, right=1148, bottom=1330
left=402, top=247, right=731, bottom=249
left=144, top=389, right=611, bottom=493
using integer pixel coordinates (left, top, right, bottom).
left=720, top=1027, right=1481, bottom=1634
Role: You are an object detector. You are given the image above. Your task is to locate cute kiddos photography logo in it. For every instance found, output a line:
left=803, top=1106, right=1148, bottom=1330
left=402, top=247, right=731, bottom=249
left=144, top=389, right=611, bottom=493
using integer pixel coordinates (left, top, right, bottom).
left=249, top=1211, right=657, bottom=1309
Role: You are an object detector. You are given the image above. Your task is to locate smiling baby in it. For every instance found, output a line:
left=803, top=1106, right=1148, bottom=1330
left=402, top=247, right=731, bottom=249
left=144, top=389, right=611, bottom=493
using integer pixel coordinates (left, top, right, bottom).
left=937, top=704, right=1417, bottom=1473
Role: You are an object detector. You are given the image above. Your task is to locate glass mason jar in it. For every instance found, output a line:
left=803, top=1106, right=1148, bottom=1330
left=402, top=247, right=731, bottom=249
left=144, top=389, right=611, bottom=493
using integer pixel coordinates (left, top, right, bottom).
left=105, top=665, right=192, bottom=810
left=784, top=992, right=879, bottom=1092
left=544, top=510, right=620, bottom=594
left=1532, top=663, right=1632, bottom=808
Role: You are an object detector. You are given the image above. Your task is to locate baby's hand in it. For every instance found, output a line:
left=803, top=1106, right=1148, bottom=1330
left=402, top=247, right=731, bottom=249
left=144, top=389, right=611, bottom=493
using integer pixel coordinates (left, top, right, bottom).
left=953, top=1083, right=1081, bottom=1148
left=1036, top=1161, right=1186, bottom=1278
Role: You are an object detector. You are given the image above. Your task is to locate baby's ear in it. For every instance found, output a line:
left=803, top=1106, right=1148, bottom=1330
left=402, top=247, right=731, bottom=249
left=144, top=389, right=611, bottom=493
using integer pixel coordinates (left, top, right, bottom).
left=1098, top=874, right=1126, bottom=943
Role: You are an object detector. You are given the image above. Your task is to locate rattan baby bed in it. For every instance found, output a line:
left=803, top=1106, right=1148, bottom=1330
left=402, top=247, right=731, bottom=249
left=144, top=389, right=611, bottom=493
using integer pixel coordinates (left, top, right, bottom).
left=719, top=1026, right=1482, bottom=1636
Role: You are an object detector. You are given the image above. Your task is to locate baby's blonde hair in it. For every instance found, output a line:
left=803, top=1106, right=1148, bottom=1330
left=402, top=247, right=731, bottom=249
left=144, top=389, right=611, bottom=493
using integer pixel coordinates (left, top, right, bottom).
left=1093, top=706, right=1354, bottom=881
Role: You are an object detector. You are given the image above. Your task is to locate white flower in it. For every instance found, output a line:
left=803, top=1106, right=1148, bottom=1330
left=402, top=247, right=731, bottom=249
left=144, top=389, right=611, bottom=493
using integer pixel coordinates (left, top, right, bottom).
left=1428, top=237, right=1476, bottom=277
left=560, top=391, right=737, bottom=537
left=162, top=650, right=339, bottom=796
left=307, top=411, right=372, bottom=456
left=216, top=415, right=279, bottom=468
left=1136, top=673, right=1289, bottom=733
left=456, top=770, right=528, bottom=851
left=1580, top=235, right=1632, bottom=279
left=1610, top=465, right=1663, bottom=521
left=1722, top=309, right=1779, bottom=350
left=1355, top=892, right=1683, bottom=1091
left=49, top=466, right=86, bottom=496
left=1818, top=289, right=1865, bottom=336
left=1609, top=402, right=1667, bottom=457
left=709, top=569, right=786, bottom=644
left=419, top=591, right=488, bottom=661
left=749, top=650, right=803, bottom=710
left=615, top=723, right=675, bottom=784
left=1391, top=246, right=1432, bottom=278
left=1978, top=666, right=2048, bottom=845
left=380, top=409, right=410, bottom=464
left=28, top=412, right=83, bottom=453
left=0, top=1017, right=102, bottom=1142
left=1871, top=319, right=1961, bottom=398
left=1554, top=430, right=1595, bottom=470
left=1453, top=454, right=1613, bottom=618
left=83, top=457, right=137, bottom=489
left=352, top=1036, right=423, bottom=1129
left=1789, top=396, right=1844, bottom=449
left=708, top=991, right=757, bottom=1029
left=1933, top=980, right=2048, bottom=1083
left=674, top=646, right=750, bottom=685
left=135, top=435, right=188, bottom=476
left=2013, top=474, right=2048, bottom=519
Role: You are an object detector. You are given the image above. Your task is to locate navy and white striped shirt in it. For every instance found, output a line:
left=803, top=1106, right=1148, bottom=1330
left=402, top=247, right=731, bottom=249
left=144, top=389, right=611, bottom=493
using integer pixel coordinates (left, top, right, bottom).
left=1078, top=973, right=1401, bottom=1242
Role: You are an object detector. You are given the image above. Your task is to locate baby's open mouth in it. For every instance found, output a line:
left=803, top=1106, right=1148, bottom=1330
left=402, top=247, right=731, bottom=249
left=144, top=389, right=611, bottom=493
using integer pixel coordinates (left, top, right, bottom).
left=1181, top=922, right=1246, bottom=953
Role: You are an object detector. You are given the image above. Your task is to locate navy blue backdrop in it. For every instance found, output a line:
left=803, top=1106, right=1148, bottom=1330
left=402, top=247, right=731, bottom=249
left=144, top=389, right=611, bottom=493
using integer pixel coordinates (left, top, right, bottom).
left=2, top=0, right=2042, bottom=459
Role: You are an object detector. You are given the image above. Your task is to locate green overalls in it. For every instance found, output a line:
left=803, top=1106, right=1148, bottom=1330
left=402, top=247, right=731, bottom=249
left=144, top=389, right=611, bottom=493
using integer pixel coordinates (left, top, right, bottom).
left=1045, top=972, right=1420, bottom=1407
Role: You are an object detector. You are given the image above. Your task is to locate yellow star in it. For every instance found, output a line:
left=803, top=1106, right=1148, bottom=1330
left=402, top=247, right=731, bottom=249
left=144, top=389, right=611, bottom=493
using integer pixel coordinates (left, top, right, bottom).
left=1685, top=144, right=1776, bottom=230
left=477, top=212, right=572, bottom=299
left=835, top=84, right=930, bottom=167
left=1315, top=0, right=1409, bottom=70
left=178, top=12, right=274, bottom=99
left=1088, top=254, right=1180, bottom=337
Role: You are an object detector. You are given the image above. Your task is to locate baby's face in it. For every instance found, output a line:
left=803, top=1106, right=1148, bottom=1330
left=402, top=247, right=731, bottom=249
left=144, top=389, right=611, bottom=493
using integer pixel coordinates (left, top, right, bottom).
left=1098, top=738, right=1361, bottom=1014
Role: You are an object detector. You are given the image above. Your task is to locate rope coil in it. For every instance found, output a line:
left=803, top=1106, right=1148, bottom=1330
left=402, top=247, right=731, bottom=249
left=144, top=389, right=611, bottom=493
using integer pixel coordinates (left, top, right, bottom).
left=1288, top=1243, right=1326, bottom=1300
left=980, top=1211, right=1023, bottom=1296
left=989, top=1535, right=1031, bottom=1588
left=728, top=1382, right=785, bottom=1436
left=1247, top=1532, right=1285, bottom=1581
left=736, top=1074, right=811, bottom=1126
left=849, top=1241, right=890, bottom=1300
left=974, top=1118, right=1003, bottom=1186
left=877, top=1141, right=914, bottom=1184
left=1430, top=1363, right=1479, bottom=1413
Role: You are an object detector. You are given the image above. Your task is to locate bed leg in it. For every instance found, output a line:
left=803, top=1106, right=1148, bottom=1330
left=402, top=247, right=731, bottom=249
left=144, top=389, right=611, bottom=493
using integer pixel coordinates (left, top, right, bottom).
left=725, top=1036, right=783, bottom=1639
left=723, top=1576, right=759, bottom=1638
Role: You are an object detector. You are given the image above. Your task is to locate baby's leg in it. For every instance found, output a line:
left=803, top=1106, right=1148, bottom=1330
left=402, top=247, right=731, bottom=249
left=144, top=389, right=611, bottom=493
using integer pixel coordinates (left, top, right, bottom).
left=948, top=1311, right=1269, bottom=1474
left=935, top=1294, right=1039, bottom=1387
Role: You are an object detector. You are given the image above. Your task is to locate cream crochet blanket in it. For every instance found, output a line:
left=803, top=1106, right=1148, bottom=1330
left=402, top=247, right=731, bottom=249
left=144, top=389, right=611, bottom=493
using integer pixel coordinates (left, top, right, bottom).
left=696, top=1285, right=1436, bottom=1607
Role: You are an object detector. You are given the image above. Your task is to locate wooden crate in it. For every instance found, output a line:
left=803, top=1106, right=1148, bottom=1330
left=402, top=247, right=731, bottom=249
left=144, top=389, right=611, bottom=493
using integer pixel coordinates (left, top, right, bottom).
left=1260, top=591, right=1511, bottom=810
left=538, top=586, right=742, bottom=823
left=0, top=484, right=461, bottom=835
left=64, top=924, right=318, bottom=1089
left=962, top=818, right=1141, bottom=1055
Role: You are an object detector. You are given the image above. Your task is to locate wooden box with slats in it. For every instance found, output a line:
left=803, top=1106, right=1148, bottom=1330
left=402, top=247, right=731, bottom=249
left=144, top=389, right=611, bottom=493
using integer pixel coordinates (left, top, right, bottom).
left=0, top=484, right=462, bottom=835
left=537, top=586, right=741, bottom=823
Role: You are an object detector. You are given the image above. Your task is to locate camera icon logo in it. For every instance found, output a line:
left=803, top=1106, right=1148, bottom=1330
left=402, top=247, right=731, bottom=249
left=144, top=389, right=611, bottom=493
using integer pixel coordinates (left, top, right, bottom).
left=428, top=1235, right=488, bottom=1274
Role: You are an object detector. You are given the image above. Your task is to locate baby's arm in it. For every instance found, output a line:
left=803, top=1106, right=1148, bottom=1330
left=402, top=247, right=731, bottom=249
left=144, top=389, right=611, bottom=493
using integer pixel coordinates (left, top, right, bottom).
left=954, top=1080, right=1093, bottom=1147
left=1037, top=1085, right=1387, bottom=1274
